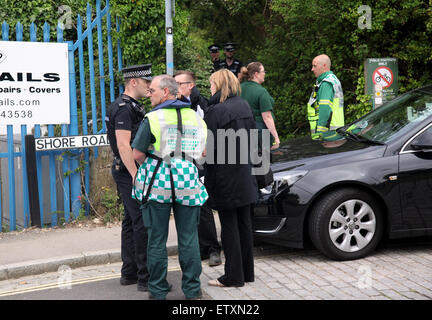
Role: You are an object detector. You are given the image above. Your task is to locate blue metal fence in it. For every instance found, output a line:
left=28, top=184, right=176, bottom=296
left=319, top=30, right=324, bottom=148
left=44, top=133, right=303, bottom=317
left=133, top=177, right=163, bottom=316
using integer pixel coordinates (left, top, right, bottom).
left=0, top=0, right=121, bottom=231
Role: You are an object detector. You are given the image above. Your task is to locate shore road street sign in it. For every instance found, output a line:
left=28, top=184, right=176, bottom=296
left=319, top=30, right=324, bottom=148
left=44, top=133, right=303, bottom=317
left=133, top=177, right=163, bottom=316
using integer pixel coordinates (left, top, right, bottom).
left=35, top=134, right=109, bottom=151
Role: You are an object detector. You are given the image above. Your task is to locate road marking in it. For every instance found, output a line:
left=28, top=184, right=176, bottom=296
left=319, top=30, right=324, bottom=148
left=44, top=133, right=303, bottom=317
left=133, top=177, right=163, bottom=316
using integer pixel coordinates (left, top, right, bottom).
left=0, top=266, right=182, bottom=297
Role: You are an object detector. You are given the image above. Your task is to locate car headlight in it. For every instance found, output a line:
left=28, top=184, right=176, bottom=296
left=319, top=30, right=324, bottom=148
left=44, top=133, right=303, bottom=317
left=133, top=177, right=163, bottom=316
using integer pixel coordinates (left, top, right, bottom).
left=272, top=170, right=308, bottom=193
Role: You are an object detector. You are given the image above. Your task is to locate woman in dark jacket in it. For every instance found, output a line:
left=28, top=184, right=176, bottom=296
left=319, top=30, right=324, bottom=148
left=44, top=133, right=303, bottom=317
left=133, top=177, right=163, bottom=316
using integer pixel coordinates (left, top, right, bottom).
left=204, top=69, right=258, bottom=287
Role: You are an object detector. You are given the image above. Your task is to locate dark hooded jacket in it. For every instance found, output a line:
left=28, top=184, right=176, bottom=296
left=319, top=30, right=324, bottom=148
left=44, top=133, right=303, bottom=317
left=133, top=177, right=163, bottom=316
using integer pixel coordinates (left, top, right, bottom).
left=204, top=91, right=258, bottom=210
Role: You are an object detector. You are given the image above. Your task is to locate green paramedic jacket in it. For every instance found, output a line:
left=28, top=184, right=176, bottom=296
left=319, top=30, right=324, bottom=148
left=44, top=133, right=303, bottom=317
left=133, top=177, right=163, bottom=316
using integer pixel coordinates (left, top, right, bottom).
left=307, top=71, right=344, bottom=141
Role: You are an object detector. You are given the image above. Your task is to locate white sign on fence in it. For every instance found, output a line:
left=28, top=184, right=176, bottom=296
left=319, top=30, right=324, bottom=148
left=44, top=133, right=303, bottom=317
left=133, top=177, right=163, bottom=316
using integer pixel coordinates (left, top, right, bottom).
left=35, top=134, right=109, bottom=151
left=0, top=41, right=70, bottom=125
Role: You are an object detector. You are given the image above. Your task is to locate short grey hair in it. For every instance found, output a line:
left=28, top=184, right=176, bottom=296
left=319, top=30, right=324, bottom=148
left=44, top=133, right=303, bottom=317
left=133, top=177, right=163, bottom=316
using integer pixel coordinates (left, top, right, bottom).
left=154, top=74, right=178, bottom=96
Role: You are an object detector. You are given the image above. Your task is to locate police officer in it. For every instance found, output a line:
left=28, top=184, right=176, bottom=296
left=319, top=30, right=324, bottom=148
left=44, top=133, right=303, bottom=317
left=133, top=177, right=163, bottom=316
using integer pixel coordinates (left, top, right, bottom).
left=106, top=64, right=152, bottom=292
left=219, top=42, right=243, bottom=77
left=208, top=44, right=221, bottom=72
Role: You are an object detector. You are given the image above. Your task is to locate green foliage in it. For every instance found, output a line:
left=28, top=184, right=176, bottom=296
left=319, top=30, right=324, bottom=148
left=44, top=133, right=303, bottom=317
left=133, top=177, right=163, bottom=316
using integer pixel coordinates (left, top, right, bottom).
left=111, top=0, right=190, bottom=74
left=245, top=0, right=432, bottom=136
left=174, top=28, right=213, bottom=98
left=98, top=186, right=123, bottom=223
left=345, top=65, right=372, bottom=124
left=77, top=195, right=88, bottom=220
left=0, top=0, right=89, bottom=41
left=181, top=0, right=269, bottom=63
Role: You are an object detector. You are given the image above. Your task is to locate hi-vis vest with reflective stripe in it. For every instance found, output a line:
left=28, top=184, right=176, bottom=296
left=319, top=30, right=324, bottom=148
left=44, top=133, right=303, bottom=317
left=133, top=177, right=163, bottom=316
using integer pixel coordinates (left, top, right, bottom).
left=146, top=108, right=207, bottom=160
left=307, top=72, right=344, bottom=135
left=132, top=107, right=209, bottom=206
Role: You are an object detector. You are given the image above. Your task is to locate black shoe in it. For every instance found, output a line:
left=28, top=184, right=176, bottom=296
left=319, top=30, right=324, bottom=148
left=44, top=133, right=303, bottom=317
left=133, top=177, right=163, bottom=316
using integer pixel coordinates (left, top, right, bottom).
left=120, top=277, right=138, bottom=286
left=200, top=255, right=209, bottom=261
left=186, top=289, right=203, bottom=300
left=208, top=252, right=222, bottom=266
left=137, top=282, right=149, bottom=292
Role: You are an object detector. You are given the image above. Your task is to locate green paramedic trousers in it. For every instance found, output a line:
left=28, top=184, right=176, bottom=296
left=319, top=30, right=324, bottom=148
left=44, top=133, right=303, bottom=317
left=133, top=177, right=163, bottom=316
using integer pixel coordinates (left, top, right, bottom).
left=141, top=200, right=202, bottom=299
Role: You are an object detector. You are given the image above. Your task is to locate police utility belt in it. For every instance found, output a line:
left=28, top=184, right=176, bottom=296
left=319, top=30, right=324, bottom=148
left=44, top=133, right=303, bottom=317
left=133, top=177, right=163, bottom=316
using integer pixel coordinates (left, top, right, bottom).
left=114, top=156, right=140, bottom=172
left=114, top=156, right=125, bottom=171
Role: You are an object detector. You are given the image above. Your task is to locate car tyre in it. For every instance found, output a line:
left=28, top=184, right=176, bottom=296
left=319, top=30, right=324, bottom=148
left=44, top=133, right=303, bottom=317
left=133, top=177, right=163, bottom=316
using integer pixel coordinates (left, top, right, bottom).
left=308, top=188, right=383, bottom=261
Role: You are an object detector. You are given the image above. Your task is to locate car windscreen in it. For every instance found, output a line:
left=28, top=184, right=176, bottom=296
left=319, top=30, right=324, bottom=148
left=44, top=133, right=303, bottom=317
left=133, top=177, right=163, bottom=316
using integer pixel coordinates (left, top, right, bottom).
left=345, top=88, right=432, bottom=143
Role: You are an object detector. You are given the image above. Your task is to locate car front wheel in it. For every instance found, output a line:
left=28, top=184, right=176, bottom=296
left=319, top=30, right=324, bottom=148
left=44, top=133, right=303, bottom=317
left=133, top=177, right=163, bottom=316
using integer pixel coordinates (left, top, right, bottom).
left=308, top=188, right=383, bottom=261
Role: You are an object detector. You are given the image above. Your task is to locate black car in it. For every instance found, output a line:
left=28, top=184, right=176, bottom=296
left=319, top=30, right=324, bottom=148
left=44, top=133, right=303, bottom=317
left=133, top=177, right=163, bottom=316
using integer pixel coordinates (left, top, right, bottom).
left=253, top=84, right=432, bottom=261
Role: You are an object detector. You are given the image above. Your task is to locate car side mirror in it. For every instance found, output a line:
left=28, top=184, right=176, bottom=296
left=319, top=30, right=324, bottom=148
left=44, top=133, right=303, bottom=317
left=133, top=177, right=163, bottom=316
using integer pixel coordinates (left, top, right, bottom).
left=411, top=131, right=432, bottom=150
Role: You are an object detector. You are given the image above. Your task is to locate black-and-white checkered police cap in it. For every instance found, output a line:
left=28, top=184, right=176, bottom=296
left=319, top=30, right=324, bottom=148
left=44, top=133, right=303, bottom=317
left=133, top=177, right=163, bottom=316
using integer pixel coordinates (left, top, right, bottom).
left=223, top=42, right=236, bottom=52
left=208, top=44, right=221, bottom=53
left=122, top=64, right=152, bottom=80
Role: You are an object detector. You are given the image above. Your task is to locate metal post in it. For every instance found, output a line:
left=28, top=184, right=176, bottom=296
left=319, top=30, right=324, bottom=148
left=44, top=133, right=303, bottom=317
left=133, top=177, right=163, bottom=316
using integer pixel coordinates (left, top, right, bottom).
left=165, top=0, right=174, bottom=75
left=67, top=40, right=81, bottom=219
left=25, top=135, right=41, bottom=228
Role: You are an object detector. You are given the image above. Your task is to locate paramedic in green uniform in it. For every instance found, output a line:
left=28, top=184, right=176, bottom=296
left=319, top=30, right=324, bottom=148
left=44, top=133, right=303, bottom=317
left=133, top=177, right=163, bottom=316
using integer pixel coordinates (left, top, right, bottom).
left=132, top=75, right=208, bottom=300
left=239, top=61, right=280, bottom=150
left=307, top=54, right=345, bottom=141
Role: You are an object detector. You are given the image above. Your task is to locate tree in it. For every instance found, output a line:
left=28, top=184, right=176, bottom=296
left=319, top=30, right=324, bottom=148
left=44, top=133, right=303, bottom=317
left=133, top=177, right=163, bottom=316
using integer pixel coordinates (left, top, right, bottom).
left=264, top=0, right=432, bottom=136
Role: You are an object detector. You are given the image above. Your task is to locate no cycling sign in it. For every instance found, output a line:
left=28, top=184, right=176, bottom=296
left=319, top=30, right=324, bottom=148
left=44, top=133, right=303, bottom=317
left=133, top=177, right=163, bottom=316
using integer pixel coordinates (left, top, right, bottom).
left=365, top=58, right=398, bottom=104
left=372, top=66, right=393, bottom=88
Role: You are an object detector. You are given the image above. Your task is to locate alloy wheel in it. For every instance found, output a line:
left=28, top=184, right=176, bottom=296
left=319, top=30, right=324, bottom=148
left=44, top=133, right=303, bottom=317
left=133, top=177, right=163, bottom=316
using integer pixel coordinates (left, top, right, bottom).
left=328, top=199, right=376, bottom=253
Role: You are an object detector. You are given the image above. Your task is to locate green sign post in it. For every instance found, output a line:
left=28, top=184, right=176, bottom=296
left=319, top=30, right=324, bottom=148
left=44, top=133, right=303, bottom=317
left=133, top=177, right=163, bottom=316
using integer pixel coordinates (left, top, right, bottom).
left=365, top=58, right=398, bottom=108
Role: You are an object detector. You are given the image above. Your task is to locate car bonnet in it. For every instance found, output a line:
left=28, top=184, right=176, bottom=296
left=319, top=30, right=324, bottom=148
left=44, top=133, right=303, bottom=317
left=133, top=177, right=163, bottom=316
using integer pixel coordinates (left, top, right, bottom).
left=270, top=136, right=386, bottom=172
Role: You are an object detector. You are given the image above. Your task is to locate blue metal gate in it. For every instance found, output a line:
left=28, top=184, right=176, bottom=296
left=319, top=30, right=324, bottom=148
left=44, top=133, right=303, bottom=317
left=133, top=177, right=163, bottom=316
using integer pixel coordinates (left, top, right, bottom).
left=0, top=0, right=121, bottom=231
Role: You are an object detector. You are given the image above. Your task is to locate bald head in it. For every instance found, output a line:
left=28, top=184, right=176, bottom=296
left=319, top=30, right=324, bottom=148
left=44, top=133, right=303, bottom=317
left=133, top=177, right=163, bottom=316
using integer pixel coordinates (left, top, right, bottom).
left=312, top=54, right=331, bottom=78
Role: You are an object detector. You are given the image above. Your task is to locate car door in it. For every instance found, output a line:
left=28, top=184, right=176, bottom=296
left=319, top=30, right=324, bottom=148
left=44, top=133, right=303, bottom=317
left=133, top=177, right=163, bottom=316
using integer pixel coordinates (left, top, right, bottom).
left=399, top=124, right=432, bottom=229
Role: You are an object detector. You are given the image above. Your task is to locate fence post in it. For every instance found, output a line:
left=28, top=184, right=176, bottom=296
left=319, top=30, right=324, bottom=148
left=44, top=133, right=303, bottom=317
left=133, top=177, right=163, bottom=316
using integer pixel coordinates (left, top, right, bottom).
left=24, top=135, right=41, bottom=227
left=116, top=17, right=123, bottom=95
left=96, top=0, right=107, bottom=133
left=1, top=21, right=7, bottom=232
left=29, top=22, right=45, bottom=226
left=20, top=126, right=30, bottom=228
left=67, top=40, right=81, bottom=218
left=106, top=0, right=115, bottom=103
left=55, top=22, right=71, bottom=224
left=42, top=22, right=58, bottom=227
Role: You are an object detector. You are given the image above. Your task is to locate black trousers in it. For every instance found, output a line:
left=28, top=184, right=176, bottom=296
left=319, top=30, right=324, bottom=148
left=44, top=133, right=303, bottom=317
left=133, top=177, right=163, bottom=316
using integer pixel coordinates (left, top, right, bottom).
left=112, top=166, right=149, bottom=284
left=198, top=201, right=221, bottom=259
left=217, top=204, right=254, bottom=287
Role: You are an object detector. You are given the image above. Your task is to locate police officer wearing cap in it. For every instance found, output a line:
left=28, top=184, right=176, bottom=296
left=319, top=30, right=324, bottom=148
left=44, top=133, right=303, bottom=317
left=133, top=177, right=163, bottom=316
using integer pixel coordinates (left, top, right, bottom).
left=106, top=64, right=152, bottom=292
left=208, top=44, right=221, bottom=72
left=219, top=42, right=243, bottom=77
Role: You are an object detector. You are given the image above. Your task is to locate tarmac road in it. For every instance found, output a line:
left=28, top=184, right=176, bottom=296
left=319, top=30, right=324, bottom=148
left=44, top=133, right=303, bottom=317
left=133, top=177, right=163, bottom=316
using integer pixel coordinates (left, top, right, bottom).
left=0, top=269, right=212, bottom=300
left=1, top=238, right=432, bottom=301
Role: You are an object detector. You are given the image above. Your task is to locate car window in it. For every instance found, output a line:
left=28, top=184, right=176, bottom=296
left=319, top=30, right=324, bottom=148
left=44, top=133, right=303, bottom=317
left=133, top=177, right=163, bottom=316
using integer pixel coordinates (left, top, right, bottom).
left=404, top=125, right=432, bottom=152
left=346, top=88, right=432, bottom=143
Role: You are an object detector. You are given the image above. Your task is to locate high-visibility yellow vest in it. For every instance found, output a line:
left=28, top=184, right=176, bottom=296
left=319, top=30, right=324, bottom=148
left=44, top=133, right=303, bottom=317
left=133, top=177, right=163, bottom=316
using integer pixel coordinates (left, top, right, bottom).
left=133, top=106, right=208, bottom=206
left=146, top=108, right=207, bottom=160
left=307, top=72, right=344, bottom=138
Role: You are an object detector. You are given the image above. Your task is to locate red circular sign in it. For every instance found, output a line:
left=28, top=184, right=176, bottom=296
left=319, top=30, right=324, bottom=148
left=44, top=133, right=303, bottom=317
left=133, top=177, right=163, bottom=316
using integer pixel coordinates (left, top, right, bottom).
left=372, top=66, right=393, bottom=88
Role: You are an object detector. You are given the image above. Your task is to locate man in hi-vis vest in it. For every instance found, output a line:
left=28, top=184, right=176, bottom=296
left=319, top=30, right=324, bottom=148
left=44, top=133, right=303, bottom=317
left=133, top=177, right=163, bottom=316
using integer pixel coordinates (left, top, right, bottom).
left=307, top=54, right=344, bottom=141
left=132, top=75, right=208, bottom=300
